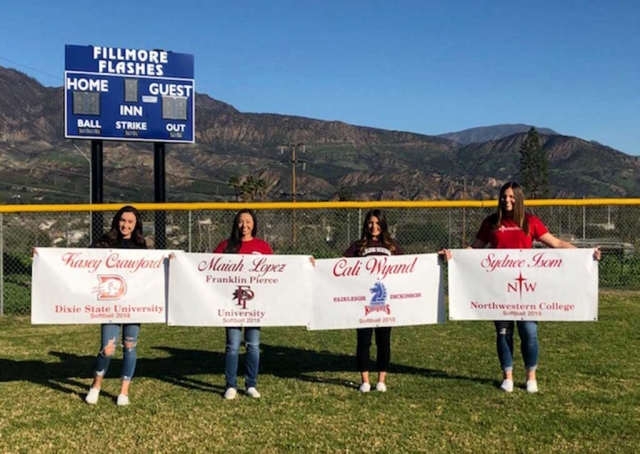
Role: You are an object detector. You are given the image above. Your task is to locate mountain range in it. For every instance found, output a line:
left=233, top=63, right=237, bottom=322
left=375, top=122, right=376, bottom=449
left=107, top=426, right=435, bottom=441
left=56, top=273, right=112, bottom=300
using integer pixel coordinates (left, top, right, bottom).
left=0, top=65, right=638, bottom=204
left=439, top=124, right=558, bottom=145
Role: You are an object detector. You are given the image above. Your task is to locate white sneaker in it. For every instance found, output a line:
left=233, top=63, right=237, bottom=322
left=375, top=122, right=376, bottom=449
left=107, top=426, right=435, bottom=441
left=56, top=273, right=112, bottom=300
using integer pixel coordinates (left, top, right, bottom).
left=85, top=387, right=100, bottom=405
left=526, top=380, right=538, bottom=393
left=224, top=388, right=237, bottom=400
left=375, top=382, right=387, bottom=392
left=358, top=382, right=371, bottom=393
left=116, top=394, right=129, bottom=406
left=246, top=387, right=261, bottom=399
left=500, top=379, right=514, bottom=393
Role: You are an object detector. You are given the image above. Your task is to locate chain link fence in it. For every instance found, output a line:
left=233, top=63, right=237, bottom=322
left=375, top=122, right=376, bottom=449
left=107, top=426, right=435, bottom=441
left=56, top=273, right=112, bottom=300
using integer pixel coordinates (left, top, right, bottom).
left=2, top=202, right=639, bottom=315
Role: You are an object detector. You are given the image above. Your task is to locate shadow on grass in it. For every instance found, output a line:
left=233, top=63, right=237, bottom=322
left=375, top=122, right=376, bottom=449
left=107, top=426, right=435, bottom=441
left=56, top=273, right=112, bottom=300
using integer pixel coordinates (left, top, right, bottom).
left=260, top=343, right=496, bottom=388
left=0, top=343, right=495, bottom=396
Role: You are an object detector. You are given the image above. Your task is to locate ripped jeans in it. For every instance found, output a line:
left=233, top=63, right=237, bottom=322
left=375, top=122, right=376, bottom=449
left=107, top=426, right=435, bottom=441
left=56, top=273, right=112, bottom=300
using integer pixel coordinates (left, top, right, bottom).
left=495, top=321, right=538, bottom=373
left=225, top=327, right=260, bottom=389
left=93, top=324, right=141, bottom=381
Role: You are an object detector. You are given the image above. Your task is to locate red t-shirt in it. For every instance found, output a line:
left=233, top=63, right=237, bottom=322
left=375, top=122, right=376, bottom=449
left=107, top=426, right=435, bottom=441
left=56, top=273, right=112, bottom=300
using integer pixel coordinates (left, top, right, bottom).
left=476, top=214, right=548, bottom=249
left=213, top=238, right=273, bottom=255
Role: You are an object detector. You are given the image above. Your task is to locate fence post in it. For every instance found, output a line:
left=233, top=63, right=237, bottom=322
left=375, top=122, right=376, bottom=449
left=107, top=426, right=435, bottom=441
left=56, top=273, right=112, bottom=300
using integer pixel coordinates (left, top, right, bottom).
left=188, top=210, right=192, bottom=253
left=0, top=212, right=4, bottom=316
left=582, top=198, right=586, bottom=240
left=448, top=209, right=452, bottom=247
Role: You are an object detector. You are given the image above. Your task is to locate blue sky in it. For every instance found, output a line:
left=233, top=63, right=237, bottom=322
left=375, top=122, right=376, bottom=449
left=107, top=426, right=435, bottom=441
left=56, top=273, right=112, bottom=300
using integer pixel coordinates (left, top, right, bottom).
left=1, top=1, right=638, bottom=154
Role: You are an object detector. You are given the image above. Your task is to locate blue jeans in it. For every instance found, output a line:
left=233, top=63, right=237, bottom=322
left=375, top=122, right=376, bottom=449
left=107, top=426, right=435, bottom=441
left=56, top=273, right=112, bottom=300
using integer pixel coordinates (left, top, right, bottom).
left=495, top=321, right=538, bottom=372
left=93, top=324, right=141, bottom=381
left=225, top=327, right=260, bottom=389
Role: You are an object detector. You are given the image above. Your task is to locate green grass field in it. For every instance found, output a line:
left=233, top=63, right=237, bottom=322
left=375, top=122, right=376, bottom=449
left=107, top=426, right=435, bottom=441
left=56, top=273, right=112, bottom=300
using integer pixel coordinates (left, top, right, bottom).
left=1, top=293, right=639, bottom=453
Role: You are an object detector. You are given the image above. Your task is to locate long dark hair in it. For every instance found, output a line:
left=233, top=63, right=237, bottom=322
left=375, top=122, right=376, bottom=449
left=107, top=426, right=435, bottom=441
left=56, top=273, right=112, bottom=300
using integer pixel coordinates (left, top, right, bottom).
left=490, top=181, right=529, bottom=235
left=94, top=205, right=147, bottom=248
left=224, top=209, right=258, bottom=253
left=358, top=209, right=397, bottom=255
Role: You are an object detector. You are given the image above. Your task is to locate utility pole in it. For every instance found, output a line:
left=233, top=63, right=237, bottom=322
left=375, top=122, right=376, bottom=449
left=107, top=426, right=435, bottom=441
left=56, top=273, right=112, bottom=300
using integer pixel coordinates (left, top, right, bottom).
left=280, top=143, right=306, bottom=248
left=72, top=141, right=92, bottom=244
left=461, top=176, right=467, bottom=247
left=291, top=144, right=297, bottom=248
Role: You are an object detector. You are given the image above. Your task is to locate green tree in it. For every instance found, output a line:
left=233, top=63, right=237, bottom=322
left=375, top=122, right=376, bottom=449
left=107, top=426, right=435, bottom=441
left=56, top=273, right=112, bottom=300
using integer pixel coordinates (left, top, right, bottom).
left=337, top=186, right=354, bottom=201
left=228, top=175, right=241, bottom=202
left=241, top=176, right=258, bottom=201
left=519, top=127, right=550, bottom=199
left=254, top=178, right=267, bottom=201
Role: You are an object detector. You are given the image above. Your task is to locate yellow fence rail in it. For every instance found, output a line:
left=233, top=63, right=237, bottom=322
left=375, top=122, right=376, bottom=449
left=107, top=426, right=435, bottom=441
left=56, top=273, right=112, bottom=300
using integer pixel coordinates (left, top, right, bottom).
left=2, top=199, right=640, bottom=213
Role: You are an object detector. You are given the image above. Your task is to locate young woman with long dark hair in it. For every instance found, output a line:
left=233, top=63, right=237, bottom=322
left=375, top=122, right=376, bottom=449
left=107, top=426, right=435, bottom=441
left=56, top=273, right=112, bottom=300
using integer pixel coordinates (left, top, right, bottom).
left=85, top=205, right=147, bottom=406
left=214, top=209, right=273, bottom=399
left=470, top=182, right=600, bottom=393
left=344, top=209, right=403, bottom=393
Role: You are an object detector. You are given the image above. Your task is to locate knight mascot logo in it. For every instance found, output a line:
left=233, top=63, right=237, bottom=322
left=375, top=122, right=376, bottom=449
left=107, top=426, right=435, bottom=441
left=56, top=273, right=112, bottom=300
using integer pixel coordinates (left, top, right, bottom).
left=92, top=275, right=127, bottom=301
left=365, top=281, right=391, bottom=315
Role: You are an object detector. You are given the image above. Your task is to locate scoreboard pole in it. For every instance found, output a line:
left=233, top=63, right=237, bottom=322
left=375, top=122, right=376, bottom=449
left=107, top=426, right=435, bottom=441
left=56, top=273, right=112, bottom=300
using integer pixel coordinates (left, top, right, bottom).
left=154, top=142, right=166, bottom=249
left=90, top=140, right=104, bottom=244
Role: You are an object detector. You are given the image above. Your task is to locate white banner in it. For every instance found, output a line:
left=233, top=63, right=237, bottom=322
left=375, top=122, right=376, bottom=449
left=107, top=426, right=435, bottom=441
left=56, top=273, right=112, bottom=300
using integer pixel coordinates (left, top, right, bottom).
left=448, top=249, right=598, bottom=321
left=31, top=248, right=170, bottom=324
left=309, top=254, right=444, bottom=330
left=168, top=252, right=313, bottom=327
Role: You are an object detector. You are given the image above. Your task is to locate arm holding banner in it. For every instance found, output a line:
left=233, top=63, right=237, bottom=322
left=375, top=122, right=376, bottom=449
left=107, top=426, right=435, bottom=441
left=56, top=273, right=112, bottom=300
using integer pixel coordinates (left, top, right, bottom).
left=539, top=232, right=576, bottom=249
left=539, top=233, right=601, bottom=261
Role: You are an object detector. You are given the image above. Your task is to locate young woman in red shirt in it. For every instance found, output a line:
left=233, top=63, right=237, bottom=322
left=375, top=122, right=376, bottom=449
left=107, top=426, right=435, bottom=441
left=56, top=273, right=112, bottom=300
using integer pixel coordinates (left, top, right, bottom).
left=344, top=209, right=403, bottom=393
left=214, top=209, right=273, bottom=399
left=471, top=182, right=599, bottom=393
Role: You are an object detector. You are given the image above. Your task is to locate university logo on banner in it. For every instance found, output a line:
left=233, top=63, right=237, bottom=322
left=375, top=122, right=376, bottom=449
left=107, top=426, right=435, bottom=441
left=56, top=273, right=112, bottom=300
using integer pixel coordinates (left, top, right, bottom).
left=167, top=252, right=313, bottom=327
left=309, top=254, right=444, bottom=330
left=31, top=248, right=170, bottom=324
left=448, top=249, right=598, bottom=321
left=92, top=275, right=128, bottom=300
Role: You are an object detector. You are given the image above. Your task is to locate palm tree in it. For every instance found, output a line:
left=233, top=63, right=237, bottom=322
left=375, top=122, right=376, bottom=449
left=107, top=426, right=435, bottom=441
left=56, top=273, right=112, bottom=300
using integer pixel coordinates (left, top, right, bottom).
left=228, top=175, right=241, bottom=202
left=241, top=176, right=258, bottom=201
left=254, top=178, right=267, bottom=201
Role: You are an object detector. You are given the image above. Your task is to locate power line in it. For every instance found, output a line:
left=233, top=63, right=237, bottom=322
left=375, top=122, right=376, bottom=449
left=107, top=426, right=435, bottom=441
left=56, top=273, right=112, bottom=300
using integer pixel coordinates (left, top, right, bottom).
left=0, top=56, right=62, bottom=83
left=0, top=180, right=85, bottom=197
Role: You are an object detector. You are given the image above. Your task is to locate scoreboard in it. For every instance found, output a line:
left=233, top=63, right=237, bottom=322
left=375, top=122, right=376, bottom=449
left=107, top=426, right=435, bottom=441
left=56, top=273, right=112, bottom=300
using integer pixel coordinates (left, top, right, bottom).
left=64, top=45, right=195, bottom=143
